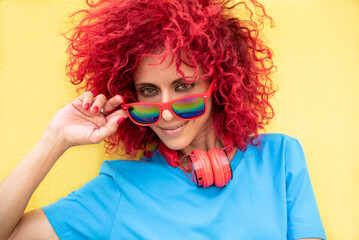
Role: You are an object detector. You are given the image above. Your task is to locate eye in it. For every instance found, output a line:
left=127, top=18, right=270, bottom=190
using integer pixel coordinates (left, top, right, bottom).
left=139, top=87, right=158, bottom=97
left=176, top=82, right=194, bottom=91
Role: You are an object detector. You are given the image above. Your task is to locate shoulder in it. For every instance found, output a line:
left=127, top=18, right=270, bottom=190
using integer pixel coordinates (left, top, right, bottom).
left=100, top=159, right=143, bottom=173
left=256, top=133, right=300, bottom=147
left=247, top=133, right=303, bottom=156
left=242, top=133, right=306, bottom=171
left=99, top=153, right=166, bottom=180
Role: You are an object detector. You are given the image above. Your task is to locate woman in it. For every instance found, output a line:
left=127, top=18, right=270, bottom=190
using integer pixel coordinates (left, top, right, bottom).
left=0, top=0, right=326, bottom=239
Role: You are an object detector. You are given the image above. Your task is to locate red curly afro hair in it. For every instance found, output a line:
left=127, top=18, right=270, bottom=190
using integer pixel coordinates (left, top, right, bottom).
left=66, top=0, right=276, bottom=158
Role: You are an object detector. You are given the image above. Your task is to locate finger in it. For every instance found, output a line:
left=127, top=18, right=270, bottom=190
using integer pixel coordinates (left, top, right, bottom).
left=90, top=94, right=107, bottom=114
left=79, top=91, right=94, bottom=111
left=88, top=115, right=125, bottom=144
left=103, top=95, right=124, bottom=113
left=105, top=109, right=128, bottom=123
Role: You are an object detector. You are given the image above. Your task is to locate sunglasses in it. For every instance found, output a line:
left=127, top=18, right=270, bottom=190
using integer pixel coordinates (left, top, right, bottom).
left=121, top=82, right=214, bottom=126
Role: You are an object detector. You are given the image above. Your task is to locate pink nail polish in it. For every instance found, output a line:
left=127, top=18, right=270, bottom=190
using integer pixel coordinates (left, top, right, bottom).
left=92, top=106, right=99, bottom=114
left=117, top=117, right=125, bottom=125
left=84, top=103, right=90, bottom=110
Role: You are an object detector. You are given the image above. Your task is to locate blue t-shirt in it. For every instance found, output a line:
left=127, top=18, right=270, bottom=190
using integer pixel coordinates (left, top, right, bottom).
left=42, top=133, right=326, bottom=240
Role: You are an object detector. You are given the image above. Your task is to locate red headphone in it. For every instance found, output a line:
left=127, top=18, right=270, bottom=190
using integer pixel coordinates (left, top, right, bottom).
left=158, top=141, right=233, bottom=188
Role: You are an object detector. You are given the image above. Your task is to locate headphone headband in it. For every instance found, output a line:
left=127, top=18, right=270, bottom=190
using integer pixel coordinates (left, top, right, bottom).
left=158, top=140, right=180, bottom=168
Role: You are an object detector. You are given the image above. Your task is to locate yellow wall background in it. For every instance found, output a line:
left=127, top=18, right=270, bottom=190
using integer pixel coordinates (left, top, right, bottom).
left=1, top=0, right=358, bottom=238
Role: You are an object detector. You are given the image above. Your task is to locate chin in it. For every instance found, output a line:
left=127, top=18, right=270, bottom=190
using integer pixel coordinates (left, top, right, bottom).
left=164, top=141, right=187, bottom=151
left=158, top=135, right=191, bottom=151
left=155, top=131, right=193, bottom=152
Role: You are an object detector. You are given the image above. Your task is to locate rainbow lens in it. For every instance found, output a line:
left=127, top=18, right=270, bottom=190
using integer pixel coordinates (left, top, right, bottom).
left=172, top=96, right=205, bottom=119
left=128, top=104, right=160, bottom=124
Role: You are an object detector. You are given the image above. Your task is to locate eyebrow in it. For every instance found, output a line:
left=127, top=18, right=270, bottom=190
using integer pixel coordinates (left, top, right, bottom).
left=135, top=77, right=195, bottom=88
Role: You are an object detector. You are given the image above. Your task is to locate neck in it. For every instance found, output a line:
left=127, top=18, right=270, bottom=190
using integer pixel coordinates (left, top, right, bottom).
left=176, top=119, right=237, bottom=170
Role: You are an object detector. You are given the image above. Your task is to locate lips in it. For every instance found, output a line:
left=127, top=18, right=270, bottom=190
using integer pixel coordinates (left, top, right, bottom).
left=160, top=122, right=187, bottom=130
left=159, top=122, right=188, bottom=136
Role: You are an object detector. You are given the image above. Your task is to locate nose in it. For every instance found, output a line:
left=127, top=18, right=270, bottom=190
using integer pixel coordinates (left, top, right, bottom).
left=162, top=109, right=174, bottom=121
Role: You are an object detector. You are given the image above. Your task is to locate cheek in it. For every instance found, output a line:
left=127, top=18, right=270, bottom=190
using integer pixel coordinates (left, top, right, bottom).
left=190, top=106, right=212, bottom=131
left=150, top=125, right=157, bottom=133
left=199, top=102, right=213, bottom=126
left=203, top=100, right=213, bottom=120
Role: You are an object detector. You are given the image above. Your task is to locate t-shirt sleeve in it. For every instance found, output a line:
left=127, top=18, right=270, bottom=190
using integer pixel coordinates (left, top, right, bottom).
left=42, top=161, right=121, bottom=240
left=285, top=138, right=327, bottom=240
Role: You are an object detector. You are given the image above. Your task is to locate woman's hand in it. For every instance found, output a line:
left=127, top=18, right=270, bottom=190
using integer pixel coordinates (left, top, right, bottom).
left=44, top=92, right=127, bottom=149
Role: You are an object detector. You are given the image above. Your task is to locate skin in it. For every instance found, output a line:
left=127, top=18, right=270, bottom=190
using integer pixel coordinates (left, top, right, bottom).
left=0, top=53, right=322, bottom=239
left=0, top=93, right=126, bottom=240
left=133, top=53, right=232, bottom=165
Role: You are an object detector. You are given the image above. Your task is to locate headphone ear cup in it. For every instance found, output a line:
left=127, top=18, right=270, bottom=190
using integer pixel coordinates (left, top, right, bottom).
left=189, top=149, right=214, bottom=187
left=207, top=148, right=232, bottom=187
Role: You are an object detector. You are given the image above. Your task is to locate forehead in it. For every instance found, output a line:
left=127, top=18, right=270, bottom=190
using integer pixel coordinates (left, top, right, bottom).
left=134, top=53, right=203, bottom=85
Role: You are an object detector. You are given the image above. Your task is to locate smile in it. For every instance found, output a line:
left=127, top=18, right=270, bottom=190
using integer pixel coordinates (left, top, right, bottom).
left=159, top=122, right=188, bottom=136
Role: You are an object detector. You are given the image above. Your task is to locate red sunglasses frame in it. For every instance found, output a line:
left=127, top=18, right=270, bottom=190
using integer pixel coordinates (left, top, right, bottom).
left=121, top=82, right=214, bottom=126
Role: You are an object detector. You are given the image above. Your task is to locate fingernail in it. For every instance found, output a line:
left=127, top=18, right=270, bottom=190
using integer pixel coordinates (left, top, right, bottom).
left=84, top=103, right=90, bottom=110
left=117, top=117, right=125, bottom=125
left=92, top=106, right=99, bottom=114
